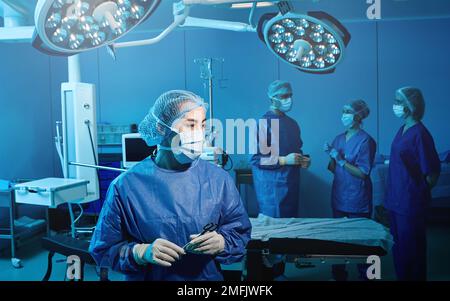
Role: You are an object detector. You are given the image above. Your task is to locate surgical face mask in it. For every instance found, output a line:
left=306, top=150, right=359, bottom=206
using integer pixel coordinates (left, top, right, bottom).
left=271, top=97, right=292, bottom=112
left=393, top=105, right=405, bottom=118
left=159, top=130, right=205, bottom=164
left=154, top=112, right=205, bottom=163
left=178, top=129, right=205, bottom=159
left=279, top=98, right=292, bottom=112
left=341, top=113, right=354, bottom=128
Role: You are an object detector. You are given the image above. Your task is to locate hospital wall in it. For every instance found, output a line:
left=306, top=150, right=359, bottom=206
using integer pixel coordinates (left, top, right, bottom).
left=0, top=17, right=449, bottom=220
left=0, top=46, right=54, bottom=246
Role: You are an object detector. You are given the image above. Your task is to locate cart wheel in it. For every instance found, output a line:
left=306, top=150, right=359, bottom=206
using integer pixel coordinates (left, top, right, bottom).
left=11, top=258, right=23, bottom=269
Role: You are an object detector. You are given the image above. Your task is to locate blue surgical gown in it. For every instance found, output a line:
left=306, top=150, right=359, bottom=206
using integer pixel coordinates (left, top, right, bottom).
left=89, top=157, right=252, bottom=281
left=250, top=111, right=303, bottom=218
left=385, top=122, right=441, bottom=216
left=384, top=122, right=440, bottom=281
left=331, top=130, right=376, bottom=214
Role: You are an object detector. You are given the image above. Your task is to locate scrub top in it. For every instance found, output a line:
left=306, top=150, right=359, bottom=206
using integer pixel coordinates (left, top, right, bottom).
left=331, top=130, right=376, bottom=214
left=89, top=157, right=252, bottom=281
left=250, top=110, right=303, bottom=217
left=385, top=122, right=441, bottom=216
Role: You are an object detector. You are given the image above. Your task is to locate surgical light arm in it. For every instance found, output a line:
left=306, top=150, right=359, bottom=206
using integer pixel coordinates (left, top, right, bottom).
left=180, top=17, right=256, bottom=32
left=111, top=0, right=269, bottom=49
left=112, top=3, right=191, bottom=49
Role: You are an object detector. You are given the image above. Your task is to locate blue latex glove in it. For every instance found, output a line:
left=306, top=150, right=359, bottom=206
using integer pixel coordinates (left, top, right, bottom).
left=330, top=149, right=346, bottom=167
left=329, top=148, right=339, bottom=159
left=133, top=239, right=185, bottom=267
left=337, top=158, right=346, bottom=167
left=323, top=142, right=332, bottom=154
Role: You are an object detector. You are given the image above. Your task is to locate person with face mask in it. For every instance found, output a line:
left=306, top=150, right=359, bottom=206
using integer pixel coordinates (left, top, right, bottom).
left=385, top=87, right=440, bottom=281
left=324, top=99, right=376, bottom=281
left=251, top=80, right=311, bottom=218
left=89, top=90, right=251, bottom=281
left=250, top=80, right=310, bottom=279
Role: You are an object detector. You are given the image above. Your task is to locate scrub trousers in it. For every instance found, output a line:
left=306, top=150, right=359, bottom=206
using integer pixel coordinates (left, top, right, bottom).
left=332, top=209, right=372, bottom=281
left=389, top=211, right=427, bottom=281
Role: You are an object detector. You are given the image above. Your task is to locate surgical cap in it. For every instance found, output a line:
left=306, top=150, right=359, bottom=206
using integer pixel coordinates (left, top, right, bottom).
left=267, top=80, right=293, bottom=99
left=139, top=90, right=208, bottom=146
left=345, top=99, right=370, bottom=121
left=396, top=87, right=425, bottom=121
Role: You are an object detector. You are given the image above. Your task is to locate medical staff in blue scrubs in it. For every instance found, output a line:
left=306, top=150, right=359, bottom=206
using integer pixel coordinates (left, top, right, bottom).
left=251, top=80, right=311, bottom=218
left=250, top=80, right=310, bottom=280
left=385, top=87, right=440, bottom=281
left=89, top=90, right=251, bottom=281
left=325, top=99, right=376, bottom=281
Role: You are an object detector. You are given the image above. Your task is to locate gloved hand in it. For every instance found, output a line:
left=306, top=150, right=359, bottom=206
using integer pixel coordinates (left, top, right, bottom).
left=330, top=149, right=346, bottom=167
left=299, top=155, right=311, bottom=169
left=323, top=142, right=332, bottom=154
left=186, top=231, right=225, bottom=255
left=279, top=153, right=302, bottom=166
left=329, top=148, right=339, bottom=160
left=133, top=238, right=185, bottom=267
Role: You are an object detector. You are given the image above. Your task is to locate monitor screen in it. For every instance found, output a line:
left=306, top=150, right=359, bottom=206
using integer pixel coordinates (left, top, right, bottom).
left=126, top=138, right=154, bottom=162
left=123, top=134, right=156, bottom=168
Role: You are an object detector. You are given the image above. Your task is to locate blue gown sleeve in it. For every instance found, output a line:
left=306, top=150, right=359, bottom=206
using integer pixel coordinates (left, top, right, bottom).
left=89, top=180, right=146, bottom=274
left=298, top=125, right=304, bottom=154
left=330, top=136, right=341, bottom=161
left=331, top=136, right=339, bottom=152
left=355, top=137, right=377, bottom=175
left=417, top=130, right=441, bottom=176
left=215, top=175, right=252, bottom=265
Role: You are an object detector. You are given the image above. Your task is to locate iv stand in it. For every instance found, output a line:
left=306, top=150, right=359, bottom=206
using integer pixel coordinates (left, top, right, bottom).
left=194, top=57, right=225, bottom=147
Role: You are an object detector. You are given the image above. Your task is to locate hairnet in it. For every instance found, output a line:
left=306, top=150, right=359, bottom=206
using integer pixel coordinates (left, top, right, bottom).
left=267, top=80, right=293, bottom=99
left=346, top=99, right=370, bottom=121
left=396, top=87, right=425, bottom=121
left=139, top=90, right=208, bottom=146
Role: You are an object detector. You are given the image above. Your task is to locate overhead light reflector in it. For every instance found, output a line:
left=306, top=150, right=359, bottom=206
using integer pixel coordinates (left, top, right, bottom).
left=258, top=11, right=351, bottom=74
left=33, top=0, right=161, bottom=55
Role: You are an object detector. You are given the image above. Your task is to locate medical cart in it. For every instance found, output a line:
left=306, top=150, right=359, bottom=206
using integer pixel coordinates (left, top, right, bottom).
left=0, top=182, right=46, bottom=268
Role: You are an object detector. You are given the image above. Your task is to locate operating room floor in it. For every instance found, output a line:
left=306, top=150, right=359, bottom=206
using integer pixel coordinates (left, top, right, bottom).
left=0, top=224, right=448, bottom=281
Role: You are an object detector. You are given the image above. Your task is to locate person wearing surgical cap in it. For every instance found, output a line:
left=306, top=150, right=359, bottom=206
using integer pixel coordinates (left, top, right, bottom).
left=324, top=99, right=376, bottom=281
left=250, top=80, right=310, bottom=280
left=251, top=80, right=311, bottom=217
left=90, top=90, right=251, bottom=281
left=385, top=87, right=440, bottom=281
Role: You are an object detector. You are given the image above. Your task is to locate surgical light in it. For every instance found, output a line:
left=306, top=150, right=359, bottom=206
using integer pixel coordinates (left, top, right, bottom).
left=45, top=12, right=61, bottom=29
left=33, top=0, right=161, bottom=55
left=32, top=0, right=351, bottom=75
left=258, top=11, right=351, bottom=74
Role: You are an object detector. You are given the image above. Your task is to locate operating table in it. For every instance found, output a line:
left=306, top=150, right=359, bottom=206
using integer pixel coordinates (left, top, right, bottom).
left=245, top=215, right=393, bottom=280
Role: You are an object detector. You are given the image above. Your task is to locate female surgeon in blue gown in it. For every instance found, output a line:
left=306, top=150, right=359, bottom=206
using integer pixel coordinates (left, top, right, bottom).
left=325, top=100, right=377, bottom=281
left=385, top=87, right=440, bottom=281
left=89, top=90, right=251, bottom=281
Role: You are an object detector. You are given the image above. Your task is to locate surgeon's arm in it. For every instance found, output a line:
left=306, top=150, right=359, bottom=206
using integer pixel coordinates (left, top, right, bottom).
left=345, top=138, right=376, bottom=180
left=417, top=132, right=441, bottom=190
left=215, top=176, right=252, bottom=265
left=251, top=120, right=283, bottom=170
left=343, top=163, right=368, bottom=180
left=89, top=182, right=145, bottom=274
left=329, top=157, right=368, bottom=179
